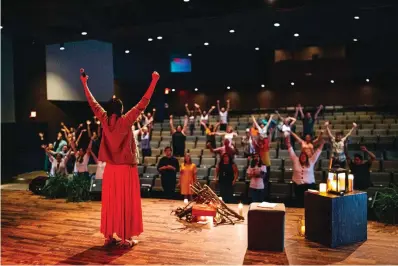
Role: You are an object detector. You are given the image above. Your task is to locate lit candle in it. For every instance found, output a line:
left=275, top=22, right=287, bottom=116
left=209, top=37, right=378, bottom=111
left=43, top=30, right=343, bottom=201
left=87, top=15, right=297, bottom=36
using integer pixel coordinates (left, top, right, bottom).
left=348, top=174, right=354, bottom=192
left=338, top=173, right=346, bottom=191
left=331, top=180, right=337, bottom=191
left=184, top=199, right=188, bottom=205
left=238, top=203, right=243, bottom=216
left=300, top=225, right=305, bottom=236
left=327, top=172, right=334, bottom=191
left=319, top=183, right=327, bottom=193
left=218, top=197, right=223, bottom=201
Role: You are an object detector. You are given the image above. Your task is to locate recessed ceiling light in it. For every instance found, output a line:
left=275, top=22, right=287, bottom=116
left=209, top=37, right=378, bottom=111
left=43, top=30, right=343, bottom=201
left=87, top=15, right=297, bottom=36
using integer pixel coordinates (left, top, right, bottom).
left=354, top=16, right=360, bottom=20
left=330, top=80, right=335, bottom=84
left=294, top=33, right=299, bottom=37
left=229, top=29, right=235, bottom=33
left=194, top=88, right=198, bottom=91
left=172, top=88, right=176, bottom=92
left=148, top=38, right=153, bottom=42
left=157, top=36, right=163, bottom=40
left=261, top=84, right=265, bottom=88
left=125, top=50, right=130, bottom=54
left=227, top=86, right=231, bottom=90
left=291, top=82, right=295, bottom=86
left=81, top=32, right=87, bottom=36
left=60, top=46, right=65, bottom=51
left=366, top=78, right=370, bottom=82
left=204, top=42, right=209, bottom=46
left=274, top=23, right=280, bottom=27
left=255, top=47, right=260, bottom=51
left=353, top=38, right=358, bottom=42
left=184, top=0, right=190, bottom=2
left=188, top=53, right=192, bottom=57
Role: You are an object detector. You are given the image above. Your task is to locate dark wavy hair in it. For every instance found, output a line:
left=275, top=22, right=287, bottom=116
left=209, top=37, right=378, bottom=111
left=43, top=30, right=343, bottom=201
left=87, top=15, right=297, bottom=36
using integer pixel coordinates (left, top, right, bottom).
left=250, top=153, right=263, bottom=168
left=218, top=153, right=234, bottom=168
left=106, top=97, right=123, bottom=117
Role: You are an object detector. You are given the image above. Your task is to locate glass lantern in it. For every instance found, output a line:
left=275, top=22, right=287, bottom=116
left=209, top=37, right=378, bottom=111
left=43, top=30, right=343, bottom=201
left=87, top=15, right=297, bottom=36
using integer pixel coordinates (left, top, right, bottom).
left=327, top=168, right=351, bottom=194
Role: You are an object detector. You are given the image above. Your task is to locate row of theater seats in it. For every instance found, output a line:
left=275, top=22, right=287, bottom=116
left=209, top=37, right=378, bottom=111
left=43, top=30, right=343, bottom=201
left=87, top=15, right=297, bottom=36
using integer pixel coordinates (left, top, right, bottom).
left=133, top=165, right=398, bottom=202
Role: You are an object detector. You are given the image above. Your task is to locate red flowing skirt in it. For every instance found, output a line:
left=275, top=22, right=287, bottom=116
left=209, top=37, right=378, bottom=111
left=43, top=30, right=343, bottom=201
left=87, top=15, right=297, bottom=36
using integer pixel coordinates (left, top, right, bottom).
left=100, top=164, right=143, bottom=240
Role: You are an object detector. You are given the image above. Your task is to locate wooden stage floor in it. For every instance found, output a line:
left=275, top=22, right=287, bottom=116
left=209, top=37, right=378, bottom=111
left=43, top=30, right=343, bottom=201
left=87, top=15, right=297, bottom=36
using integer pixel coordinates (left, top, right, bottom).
left=1, top=190, right=398, bottom=265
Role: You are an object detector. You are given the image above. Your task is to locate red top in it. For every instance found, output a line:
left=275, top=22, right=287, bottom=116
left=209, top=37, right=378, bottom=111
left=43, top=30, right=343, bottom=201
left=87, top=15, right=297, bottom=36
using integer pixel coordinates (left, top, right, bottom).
left=82, top=76, right=158, bottom=165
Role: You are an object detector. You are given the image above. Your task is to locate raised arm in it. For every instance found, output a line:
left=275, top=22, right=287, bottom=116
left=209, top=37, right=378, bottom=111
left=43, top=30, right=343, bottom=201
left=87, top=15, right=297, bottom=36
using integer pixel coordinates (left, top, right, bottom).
left=217, top=100, right=221, bottom=113
left=75, top=129, right=86, bottom=147
left=208, top=105, right=216, bottom=115
left=169, top=115, right=176, bottom=134
left=298, top=105, right=305, bottom=119
left=70, top=138, right=78, bottom=156
left=185, top=104, right=191, bottom=116
left=97, top=122, right=102, bottom=137
left=124, top=72, right=160, bottom=125
left=152, top=108, right=156, bottom=122
left=80, top=70, right=107, bottom=124
left=312, top=130, right=324, bottom=145
left=342, top=123, right=357, bottom=141
left=294, top=106, right=299, bottom=119
left=226, top=99, right=230, bottom=112
left=285, top=137, right=298, bottom=160
left=310, top=139, right=325, bottom=164
left=251, top=115, right=261, bottom=131
left=200, top=120, right=209, bottom=131
left=42, top=145, right=55, bottom=162
left=275, top=110, right=284, bottom=121
left=290, top=131, right=304, bottom=143
left=264, top=114, right=274, bottom=132
left=325, top=122, right=335, bottom=140
left=288, top=117, right=297, bottom=126
left=361, top=146, right=376, bottom=163
left=314, top=105, right=323, bottom=120
left=182, top=116, right=188, bottom=134
left=232, top=164, right=238, bottom=185
left=194, top=103, right=202, bottom=115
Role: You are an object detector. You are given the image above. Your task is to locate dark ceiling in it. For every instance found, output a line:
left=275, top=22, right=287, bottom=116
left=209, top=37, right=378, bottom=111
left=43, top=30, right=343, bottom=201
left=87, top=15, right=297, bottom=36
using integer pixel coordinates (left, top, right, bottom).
left=2, top=0, right=398, bottom=51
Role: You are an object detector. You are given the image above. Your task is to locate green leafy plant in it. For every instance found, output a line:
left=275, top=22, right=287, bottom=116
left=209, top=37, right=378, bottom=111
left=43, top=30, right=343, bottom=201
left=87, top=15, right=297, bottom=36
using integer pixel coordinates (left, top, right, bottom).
left=67, top=173, right=92, bottom=202
left=42, top=174, right=68, bottom=199
left=373, top=185, right=398, bottom=225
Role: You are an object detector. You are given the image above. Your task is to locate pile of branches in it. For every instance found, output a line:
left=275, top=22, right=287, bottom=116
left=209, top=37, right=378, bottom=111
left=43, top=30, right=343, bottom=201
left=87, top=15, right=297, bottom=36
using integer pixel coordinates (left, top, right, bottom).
left=172, top=182, right=244, bottom=225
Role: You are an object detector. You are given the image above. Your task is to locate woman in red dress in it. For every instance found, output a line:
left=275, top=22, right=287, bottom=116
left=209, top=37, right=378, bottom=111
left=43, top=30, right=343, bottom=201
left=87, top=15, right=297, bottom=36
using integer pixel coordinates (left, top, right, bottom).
left=80, top=69, right=160, bottom=248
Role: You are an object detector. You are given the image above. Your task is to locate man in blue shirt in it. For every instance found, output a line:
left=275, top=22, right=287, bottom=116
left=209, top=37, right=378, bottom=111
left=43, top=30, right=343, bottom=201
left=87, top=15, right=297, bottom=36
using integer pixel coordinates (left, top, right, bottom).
left=297, top=104, right=323, bottom=138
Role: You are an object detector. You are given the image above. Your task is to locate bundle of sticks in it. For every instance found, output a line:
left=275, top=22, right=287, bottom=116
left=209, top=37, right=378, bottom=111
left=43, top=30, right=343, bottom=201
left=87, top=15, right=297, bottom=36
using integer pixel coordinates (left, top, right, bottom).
left=172, top=182, right=244, bottom=225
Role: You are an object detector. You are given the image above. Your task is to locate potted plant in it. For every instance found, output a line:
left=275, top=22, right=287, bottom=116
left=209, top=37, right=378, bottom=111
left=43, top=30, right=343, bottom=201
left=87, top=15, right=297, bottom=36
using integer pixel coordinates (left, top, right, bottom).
left=373, top=185, right=398, bottom=225
left=42, top=174, right=68, bottom=199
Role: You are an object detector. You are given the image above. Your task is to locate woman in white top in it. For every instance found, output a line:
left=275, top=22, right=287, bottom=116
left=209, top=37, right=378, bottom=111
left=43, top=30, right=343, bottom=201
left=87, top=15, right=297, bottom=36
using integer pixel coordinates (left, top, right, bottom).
left=141, top=108, right=156, bottom=131
left=217, top=99, right=230, bottom=131
left=194, top=103, right=216, bottom=135
left=217, top=126, right=238, bottom=147
left=251, top=114, right=274, bottom=139
left=325, top=121, right=357, bottom=169
left=246, top=153, right=268, bottom=202
left=275, top=111, right=297, bottom=137
left=89, top=141, right=106, bottom=179
left=285, top=136, right=324, bottom=207
left=42, top=145, right=72, bottom=177
left=185, top=104, right=197, bottom=136
left=70, top=139, right=91, bottom=175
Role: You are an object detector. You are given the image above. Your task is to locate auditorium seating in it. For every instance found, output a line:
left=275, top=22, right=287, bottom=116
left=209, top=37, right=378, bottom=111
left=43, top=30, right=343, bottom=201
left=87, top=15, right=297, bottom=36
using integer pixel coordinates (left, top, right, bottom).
left=132, top=107, right=398, bottom=202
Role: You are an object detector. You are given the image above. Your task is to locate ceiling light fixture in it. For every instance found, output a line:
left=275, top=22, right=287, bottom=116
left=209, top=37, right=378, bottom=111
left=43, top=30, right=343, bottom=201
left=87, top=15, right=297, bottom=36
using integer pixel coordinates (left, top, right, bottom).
left=229, top=29, right=235, bottom=33
left=261, top=84, right=265, bottom=88
left=60, top=43, right=65, bottom=51
left=354, top=16, right=360, bottom=20
left=353, top=38, right=358, bottom=42
left=366, top=78, right=370, bottom=83
left=148, top=38, right=153, bottom=42
left=157, top=36, right=163, bottom=40
left=227, top=86, right=231, bottom=90
left=291, top=82, right=295, bottom=86
left=81, top=31, right=87, bottom=36
left=125, top=50, right=130, bottom=54
left=194, top=88, right=198, bottom=91
left=294, top=33, right=299, bottom=37
left=172, top=88, right=176, bottom=92
left=204, top=42, right=209, bottom=46
left=188, top=53, right=192, bottom=57
left=255, top=47, right=260, bottom=51
left=274, top=23, right=280, bottom=27
left=330, top=80, right=335, bottom=84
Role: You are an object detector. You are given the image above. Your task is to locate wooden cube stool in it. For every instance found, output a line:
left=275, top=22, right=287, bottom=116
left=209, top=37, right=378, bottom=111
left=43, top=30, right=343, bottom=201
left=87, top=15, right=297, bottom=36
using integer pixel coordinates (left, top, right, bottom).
left=247, top=202, right=285, bottom=251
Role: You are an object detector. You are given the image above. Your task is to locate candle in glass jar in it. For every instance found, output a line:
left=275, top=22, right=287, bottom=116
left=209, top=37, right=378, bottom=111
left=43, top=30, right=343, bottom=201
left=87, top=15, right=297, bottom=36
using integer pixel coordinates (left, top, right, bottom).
left=184, top=199, right=188, bottom=205
left=338, top=173, right=346, bottom=191
left=331, top=180, right=337, bottom=191
left=319, top=183, right=327, bottom=193
left=348, top=174, right=354, bottom=192
left=238, top=203, right=243, bottom=216
left=300, top=225, right=305, bottom=235
left=219, top=197, right=223, bottom=201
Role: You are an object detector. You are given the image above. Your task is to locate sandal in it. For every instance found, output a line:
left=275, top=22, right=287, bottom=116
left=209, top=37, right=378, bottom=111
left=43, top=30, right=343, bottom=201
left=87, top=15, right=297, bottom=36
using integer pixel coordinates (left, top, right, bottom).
left=103, top=238, right=121, bottom=247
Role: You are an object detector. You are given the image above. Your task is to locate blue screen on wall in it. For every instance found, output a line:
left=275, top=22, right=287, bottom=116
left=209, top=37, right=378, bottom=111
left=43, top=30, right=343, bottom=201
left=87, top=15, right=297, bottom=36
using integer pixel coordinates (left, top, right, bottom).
left=171, top=58, right=191, bottom=73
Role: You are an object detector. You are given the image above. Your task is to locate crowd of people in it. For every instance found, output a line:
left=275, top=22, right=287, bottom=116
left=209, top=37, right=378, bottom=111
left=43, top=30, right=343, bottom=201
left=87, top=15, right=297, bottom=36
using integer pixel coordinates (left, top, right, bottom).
left=37, top=69, right=376, bottom=248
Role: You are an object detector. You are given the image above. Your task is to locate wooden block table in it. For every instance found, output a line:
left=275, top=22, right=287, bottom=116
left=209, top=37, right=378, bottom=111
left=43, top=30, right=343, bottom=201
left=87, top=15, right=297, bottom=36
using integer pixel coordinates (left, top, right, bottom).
left=304, top=191, right=367, bottom=248
left=248, top=202, right=285, bottom=251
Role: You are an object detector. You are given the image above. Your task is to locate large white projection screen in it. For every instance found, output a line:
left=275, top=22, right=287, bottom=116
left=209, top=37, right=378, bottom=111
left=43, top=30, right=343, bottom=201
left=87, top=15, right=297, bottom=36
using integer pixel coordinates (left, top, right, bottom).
left=46, top=40, right=114, bottom=102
